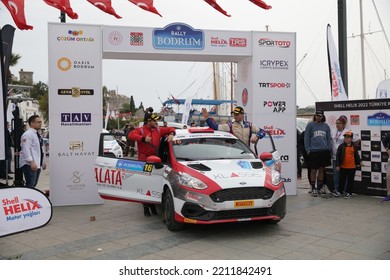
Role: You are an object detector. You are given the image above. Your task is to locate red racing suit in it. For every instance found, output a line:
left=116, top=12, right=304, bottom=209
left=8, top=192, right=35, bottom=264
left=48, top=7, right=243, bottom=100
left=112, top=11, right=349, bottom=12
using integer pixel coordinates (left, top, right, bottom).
left=128, top=125, right=175, bottom=161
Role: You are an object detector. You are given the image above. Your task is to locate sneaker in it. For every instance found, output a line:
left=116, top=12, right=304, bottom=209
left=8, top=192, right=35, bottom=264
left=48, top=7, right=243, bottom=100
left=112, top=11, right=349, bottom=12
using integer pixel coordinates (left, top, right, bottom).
left=382, top=196, right=390, bottom=202
left=344, top=193, right=352, bottom=199
left=311, top=189, right=318, bottom=196
left=331, top=190, right=341, bottom=197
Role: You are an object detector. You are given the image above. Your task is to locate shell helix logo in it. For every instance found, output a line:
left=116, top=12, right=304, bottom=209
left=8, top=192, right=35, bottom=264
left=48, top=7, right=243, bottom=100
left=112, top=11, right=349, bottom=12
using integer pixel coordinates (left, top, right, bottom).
left=57, top=57, right=72, bottom=71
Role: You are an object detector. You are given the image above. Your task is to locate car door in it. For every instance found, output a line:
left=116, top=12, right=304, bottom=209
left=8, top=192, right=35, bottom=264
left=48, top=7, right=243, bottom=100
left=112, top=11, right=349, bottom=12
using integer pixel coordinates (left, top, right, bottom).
left=95, top=156, right=166, bottom=204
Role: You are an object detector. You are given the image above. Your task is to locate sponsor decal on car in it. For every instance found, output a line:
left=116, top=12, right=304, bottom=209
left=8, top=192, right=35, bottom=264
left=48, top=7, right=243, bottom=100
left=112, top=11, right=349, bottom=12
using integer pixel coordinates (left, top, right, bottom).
left=234, top=200, right=254, bottom=208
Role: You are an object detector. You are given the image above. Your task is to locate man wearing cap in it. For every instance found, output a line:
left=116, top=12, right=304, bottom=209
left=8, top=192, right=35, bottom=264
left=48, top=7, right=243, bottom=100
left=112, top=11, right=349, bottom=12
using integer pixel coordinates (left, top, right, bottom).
left=382, top=132, right=390, bottom=202
left=201, top=106, right=266, bottom=146
left=129, top=113, right=176, bottom=161
left=304, top=109, right=332, bottom=196
left=129, top=112, right=176, bottom=216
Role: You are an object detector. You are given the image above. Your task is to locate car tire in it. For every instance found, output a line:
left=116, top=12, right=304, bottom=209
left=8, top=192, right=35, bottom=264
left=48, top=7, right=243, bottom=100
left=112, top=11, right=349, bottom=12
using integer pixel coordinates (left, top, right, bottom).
left=163, top=189, right=184, bottom=231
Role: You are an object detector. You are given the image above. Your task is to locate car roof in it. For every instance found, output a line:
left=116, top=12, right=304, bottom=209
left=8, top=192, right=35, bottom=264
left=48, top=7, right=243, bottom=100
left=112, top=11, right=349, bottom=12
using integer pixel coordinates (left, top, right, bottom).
left=174, top=128, right=238, bottom=140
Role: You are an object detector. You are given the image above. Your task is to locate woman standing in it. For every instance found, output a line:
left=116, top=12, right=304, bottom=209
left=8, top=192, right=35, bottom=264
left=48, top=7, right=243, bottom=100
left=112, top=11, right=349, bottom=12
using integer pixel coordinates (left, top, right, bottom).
left=331, top=115, right=348, bottom=196
left=304, top=109, right=332, bottom=196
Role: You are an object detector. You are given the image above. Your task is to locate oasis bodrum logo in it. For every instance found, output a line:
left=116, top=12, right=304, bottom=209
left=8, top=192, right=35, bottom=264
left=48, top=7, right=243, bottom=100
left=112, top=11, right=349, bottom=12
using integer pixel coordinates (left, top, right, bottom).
left=153, top=23, right=204, bottom=50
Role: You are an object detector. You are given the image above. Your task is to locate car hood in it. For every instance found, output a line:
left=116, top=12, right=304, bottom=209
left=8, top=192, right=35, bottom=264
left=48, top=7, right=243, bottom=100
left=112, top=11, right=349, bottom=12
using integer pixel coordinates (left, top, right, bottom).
left=180, top=159, right=267, bottom=188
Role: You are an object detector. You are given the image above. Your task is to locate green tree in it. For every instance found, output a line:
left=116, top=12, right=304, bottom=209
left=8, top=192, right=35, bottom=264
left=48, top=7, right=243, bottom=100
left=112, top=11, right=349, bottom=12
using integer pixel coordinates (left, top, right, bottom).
left=139, top=102, right=144, bottom=111
left=130, top=95, right=136, bottom=114
left=8, top=53, right=21, bottom=83
left=31, top=81, right=49, bottom=122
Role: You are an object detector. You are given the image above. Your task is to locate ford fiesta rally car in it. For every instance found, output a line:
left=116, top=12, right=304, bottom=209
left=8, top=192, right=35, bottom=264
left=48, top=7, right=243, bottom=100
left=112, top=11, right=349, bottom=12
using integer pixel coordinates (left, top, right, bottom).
left=95, top=128, right=286, bottom=231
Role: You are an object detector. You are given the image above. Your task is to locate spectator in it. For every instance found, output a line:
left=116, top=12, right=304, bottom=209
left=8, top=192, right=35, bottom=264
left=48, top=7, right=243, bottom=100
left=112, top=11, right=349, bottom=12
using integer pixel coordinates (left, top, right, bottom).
left=123, top=124, right=135, bottom=157
left=382, top=132, right=390, bottom=202
left=336, top=131, right=361, bottom=199
left=304, top=109, right=332, bottom=196
left=128, top=111, right=176, bottom=216
left=190, top=122, right=196, bottom=127
left=202, top=106, right=266, bottom=147
left=19, top=115, right=47, bottom=188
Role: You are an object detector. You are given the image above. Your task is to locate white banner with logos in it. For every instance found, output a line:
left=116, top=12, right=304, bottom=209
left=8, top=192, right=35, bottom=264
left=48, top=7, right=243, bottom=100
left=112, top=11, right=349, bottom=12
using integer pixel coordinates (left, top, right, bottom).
left=181, top=98, right=192, bottom=125
left=0, top=47, right=5, bottom=160
left=0, top=187, right=52, bottom=237
left=48, top=23, right=103, bottom=206
left=247, top=32, right=297, bottom=195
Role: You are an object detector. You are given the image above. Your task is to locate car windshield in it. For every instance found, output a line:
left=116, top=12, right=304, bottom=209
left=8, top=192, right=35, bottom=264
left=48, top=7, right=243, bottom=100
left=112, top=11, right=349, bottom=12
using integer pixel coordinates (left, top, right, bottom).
left=172, top=137, right=256, bottom=161
left=104, top=135, right=116, bottom=142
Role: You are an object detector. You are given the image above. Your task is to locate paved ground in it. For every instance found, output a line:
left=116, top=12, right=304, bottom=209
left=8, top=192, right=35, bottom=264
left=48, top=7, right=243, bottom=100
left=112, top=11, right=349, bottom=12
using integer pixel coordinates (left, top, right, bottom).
left=1, top=160, right=390, bottom=260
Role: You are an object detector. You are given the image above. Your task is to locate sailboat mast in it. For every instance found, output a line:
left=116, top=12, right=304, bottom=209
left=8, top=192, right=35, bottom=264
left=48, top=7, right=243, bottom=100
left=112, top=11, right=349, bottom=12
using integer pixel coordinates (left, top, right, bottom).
left=359, top=0, right=367, bottom=99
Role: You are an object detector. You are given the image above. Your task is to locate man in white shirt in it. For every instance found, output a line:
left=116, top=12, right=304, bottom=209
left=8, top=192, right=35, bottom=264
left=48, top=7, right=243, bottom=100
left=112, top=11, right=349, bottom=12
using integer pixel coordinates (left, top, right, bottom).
left=19, top=115, right=47, bottom=188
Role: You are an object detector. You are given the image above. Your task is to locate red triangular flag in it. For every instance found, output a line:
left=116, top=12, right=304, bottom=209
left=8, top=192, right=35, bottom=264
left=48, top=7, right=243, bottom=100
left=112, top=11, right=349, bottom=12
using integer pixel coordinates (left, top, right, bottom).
left=204, top=0, right=231, bottom=17
left=249, top=0, right=272, bottom=10
left=87, top=0, right=122, bottom=19
left=129, top=0, right=162, bottom=17
left=43, top=0, right=78, bottom=19
left=1, top=0, right=33, bottom=30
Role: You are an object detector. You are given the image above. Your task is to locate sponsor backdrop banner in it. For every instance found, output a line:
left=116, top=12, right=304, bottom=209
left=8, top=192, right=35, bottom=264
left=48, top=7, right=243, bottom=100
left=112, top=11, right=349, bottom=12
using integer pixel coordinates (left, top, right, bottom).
left=0, top=187, right=52, bottom=237
left=249, top=32, right=297, bottom=195
left=0, top=30, right=5, bottom=160
left=317, top=99, right=390, bottom=196
left=48, top=23, right=103, bottom=206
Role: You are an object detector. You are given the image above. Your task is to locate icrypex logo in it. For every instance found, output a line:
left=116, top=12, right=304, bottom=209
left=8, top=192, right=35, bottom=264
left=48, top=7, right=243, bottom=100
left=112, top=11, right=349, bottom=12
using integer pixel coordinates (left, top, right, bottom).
left=260, top=60, right=289, bottom=70
left=259, top=82, right=291, bottom=88
left=258, top=38, right=291, bottom=48
left=263, top=101, right=286, bottom=113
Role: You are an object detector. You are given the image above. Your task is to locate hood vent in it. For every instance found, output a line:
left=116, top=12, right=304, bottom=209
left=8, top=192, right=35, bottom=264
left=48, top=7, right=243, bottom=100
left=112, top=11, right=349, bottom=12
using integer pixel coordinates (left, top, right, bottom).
left=251, top=162, right=263, bottom=169
left=187, top=163, right=212, bottom=171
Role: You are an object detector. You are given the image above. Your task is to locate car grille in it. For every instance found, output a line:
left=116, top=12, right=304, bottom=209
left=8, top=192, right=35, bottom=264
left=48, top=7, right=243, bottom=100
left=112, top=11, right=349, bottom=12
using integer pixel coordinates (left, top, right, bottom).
left=210, top=187, right=274, bottom=202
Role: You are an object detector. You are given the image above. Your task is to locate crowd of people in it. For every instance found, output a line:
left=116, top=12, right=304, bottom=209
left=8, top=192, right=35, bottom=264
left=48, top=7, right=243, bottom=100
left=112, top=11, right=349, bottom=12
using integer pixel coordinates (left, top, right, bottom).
left=300, top=109, right=389, bottom=202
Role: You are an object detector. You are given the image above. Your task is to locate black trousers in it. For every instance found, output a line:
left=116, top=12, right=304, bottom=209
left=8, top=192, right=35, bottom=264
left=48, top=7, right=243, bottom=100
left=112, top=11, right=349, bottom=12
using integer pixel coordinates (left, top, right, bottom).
left=339, top=168, right=356, bottom=194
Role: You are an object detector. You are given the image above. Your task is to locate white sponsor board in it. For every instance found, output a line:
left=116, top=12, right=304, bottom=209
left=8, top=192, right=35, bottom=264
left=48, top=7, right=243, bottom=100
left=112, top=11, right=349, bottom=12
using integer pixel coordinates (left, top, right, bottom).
left=0, top=187, right=52, bottom=237
left=48, top=23, right=103, bottom=206
left=317, top=99, right=390, bottom=195
left=48, top=23, right=297, bottom=205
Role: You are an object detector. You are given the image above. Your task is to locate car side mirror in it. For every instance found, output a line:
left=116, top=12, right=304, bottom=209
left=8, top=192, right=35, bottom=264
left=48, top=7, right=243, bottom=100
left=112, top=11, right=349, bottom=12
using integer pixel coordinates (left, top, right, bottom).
left=146, top=155, right=164, bottom=169
left=259, top=152, right=273, bottom=162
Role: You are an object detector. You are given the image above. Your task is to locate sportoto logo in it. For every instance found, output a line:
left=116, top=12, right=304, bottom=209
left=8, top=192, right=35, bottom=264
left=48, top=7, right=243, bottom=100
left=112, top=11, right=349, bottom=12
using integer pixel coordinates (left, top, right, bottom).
left=258, top=38, right=291, bottom=48
left=57, top=57, right=72, bottom=71
left=108, top=31, right=123, bottom=46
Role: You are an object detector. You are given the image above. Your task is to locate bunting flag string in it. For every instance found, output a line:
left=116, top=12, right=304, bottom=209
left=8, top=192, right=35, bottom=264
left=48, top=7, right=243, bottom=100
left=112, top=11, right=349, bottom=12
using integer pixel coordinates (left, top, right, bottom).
left=129, top=0, right=162, bottom=17
left=43, top=0, right=79, bottom=20
left=0, top=0, right=33, bottom=30
left=1, top=0, right=273, bottom=31
left=87, top=0, right=122, bottom=19
left=204, top=0, right=231, bottom=17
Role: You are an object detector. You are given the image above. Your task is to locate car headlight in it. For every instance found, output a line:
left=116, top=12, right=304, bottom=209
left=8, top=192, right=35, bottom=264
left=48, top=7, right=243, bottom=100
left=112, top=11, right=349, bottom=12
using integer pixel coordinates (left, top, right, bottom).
left=271, top=170, right=282, bottom=186
left=176, top=173, right=208, bottom=190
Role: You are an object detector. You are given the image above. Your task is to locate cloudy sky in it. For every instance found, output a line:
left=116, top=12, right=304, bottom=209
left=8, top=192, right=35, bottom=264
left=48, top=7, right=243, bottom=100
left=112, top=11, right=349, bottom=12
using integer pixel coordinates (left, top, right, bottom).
left=1, top=0, right=389, bottom=111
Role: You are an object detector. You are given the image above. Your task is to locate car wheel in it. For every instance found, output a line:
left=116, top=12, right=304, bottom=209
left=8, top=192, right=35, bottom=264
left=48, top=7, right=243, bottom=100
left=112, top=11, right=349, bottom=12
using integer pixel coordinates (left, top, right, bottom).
left=163, top=189, right=184, bottom=231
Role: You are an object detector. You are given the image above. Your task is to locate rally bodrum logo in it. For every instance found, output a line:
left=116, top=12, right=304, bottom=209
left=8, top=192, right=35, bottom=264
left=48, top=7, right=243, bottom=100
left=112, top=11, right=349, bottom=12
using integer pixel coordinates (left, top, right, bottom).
left=0, top=187, right=52, bottom=237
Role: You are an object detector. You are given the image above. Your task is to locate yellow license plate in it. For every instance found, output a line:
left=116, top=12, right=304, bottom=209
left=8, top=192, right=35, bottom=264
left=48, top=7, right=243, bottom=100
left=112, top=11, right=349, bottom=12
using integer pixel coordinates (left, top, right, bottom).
left=234, top=200, right=254, bottom=208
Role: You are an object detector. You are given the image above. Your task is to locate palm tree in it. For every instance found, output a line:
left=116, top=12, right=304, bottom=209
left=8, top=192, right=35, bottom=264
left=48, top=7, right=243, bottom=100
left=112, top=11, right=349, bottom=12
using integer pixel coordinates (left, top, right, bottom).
left=8, top=53, right=21, bottom=83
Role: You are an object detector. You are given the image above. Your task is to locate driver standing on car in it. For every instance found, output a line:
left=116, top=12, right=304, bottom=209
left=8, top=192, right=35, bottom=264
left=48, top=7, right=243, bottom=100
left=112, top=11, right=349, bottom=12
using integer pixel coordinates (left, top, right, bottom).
left=128, top=110, right=176, bottom=216
left=202, top=106, right=266, bottom=146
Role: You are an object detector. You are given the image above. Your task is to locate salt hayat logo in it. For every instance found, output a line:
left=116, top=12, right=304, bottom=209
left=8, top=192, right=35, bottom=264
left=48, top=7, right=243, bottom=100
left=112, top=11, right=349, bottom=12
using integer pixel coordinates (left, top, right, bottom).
left=108, top=31, right=123, bottom=46
left=3, top=196, right=42, bottom=219
left=57, top=57, right=72, bottom=71
left=258, top=38, right=291, bottom=48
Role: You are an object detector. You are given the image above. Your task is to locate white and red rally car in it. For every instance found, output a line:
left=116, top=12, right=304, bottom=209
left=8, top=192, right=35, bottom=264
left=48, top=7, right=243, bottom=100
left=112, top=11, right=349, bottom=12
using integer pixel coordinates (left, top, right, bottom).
left=95, top=127, right=286, bottom=231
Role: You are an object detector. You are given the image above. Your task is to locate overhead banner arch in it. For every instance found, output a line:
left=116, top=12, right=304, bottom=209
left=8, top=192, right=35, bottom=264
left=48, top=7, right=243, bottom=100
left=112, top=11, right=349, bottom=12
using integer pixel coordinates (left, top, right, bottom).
left=48, top=22, right=296, bottom=206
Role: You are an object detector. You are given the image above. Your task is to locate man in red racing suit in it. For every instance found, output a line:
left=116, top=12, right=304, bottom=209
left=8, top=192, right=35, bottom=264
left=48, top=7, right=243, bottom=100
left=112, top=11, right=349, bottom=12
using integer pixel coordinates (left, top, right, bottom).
left=129, top=113, right=176, bottom=161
